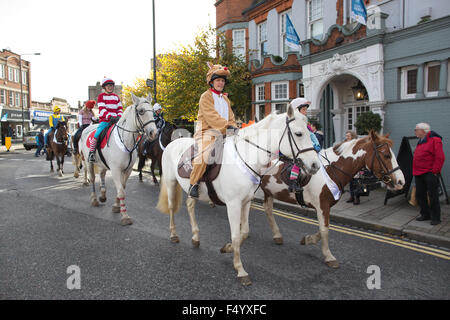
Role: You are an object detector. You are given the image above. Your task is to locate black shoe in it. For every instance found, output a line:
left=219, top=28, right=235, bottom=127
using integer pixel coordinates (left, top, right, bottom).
left=430, top=220, right=441, bottom=225
left=353, top=197, right=360, bottom=205
left=88, top=151, right=96, bottom=162
left=189, top=184, right=199, bottom=198
left=416, top=216, right=431, bottom=221
left=346, top=197, right=354, bottom=203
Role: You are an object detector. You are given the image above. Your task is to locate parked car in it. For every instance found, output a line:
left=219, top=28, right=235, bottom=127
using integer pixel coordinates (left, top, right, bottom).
left=23, top=130, right=40, bottom=150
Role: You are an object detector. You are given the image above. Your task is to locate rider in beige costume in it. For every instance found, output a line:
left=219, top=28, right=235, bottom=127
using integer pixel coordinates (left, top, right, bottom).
left=188, top=62, right=238, bottom=198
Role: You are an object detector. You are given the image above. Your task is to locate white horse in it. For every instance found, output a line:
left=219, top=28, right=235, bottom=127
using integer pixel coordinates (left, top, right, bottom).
left=260, top=131, right=405, bottom=268
left=157, top=104, right=321, bottom=285
left=78, top=93, right=157, bottom=226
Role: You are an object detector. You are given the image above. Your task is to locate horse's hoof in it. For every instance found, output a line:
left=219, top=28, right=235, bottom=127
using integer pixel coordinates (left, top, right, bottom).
left=83, top=182, right=89, bottom=187
left=120, top=217, right=133, bottom=226
left=50, top=169, right=54, bottom=173
left=220, top=243, right=232, bottom=254
left=74, top=173, right=79, bottom=178
left=112, top=206, right=120, bottom=213
left=238, top=275, right=252, bottom=286
left=170, top=236, right=180, bottom=243
left=91, top=200, right=99, bottom=207
left=99, top=196, right=107, bottom=203
left=300, top=237, right=306, bottom=245
left=209, top=201, right=215, bottom=208
left=274, top=237, right=284, bottom=245
left=192, top=239, right=200, bottom=247
left=326, top=260, right=340, bottom=269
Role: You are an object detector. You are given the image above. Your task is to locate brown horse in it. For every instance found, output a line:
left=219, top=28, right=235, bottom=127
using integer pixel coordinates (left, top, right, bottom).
left=260, top=131, right=405, bottom=268
left=46, top=121, right=68, bottom=177
left=137, top=122, right=177, bottom=185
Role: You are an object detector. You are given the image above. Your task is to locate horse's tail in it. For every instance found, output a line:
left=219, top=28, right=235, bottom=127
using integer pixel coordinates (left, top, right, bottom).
left=156, top=175, right=183, bottom=215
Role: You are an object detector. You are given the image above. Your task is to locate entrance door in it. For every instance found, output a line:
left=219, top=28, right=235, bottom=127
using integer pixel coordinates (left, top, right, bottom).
left=319, top=84, right=335, bottom=148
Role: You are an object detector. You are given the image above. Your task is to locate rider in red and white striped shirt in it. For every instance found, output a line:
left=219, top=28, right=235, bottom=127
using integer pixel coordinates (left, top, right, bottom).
left=88, top=77, right=123, bottom=162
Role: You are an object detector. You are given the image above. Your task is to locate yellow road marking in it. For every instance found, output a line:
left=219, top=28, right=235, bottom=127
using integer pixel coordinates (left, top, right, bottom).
left=250, top=203, right=450, bottom=260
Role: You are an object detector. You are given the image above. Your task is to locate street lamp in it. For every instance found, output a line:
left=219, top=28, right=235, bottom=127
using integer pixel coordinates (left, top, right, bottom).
left=19, top=53, right=40, bottom=140
left=152, top=0, right=157, bottom=102
left=352, top=80, right=368, bottom=101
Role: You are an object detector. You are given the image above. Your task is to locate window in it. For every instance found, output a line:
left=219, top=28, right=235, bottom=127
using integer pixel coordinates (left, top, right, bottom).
left=272, top=82, right=289, bottom=100
left=22, top=94, right=28, bottom=108
left=232, top=29, right=246, bottom=59
left=298, top=82, right=305, bottom=98
left=255, top=84, right=265, bottom=102
left=258, top=21, right=268, bottom=61
left=307, top=0, right=323, bottom=40
left=0, top=64, right=4, bottom=79
left=8, top=67, right=14, bottom=81
left=15, top=92, right=20, bottom=106
left=256, top=104, right=266, bottom=121
left=22, top=70, right=28, bottom=85
left=14, top=68, right=20, bottom=82
left=280, top=10, right=292, bottom=57
left=347, top=105, right=370, bottom=131
left=425, top=62, right=440, bottom=97
left=272, top=103, right=288, bottom=114
left=8, top=91, right=13, bottom=106
left=0, top=89, right=5, bottom=104
left=401, top=66, right=418, bottom=99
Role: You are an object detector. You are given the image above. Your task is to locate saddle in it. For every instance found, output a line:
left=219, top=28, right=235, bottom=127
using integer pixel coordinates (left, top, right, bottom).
left=279, top=161, right=312, bottom=206
left=177, top=140, right=225, bottom=205
left=85, top=123, right=116, bottom=169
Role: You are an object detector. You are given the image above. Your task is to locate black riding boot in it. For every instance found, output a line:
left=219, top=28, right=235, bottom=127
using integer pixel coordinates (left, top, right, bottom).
left=189, top=184, right=199, bottom=198
left=288, top=179, right=303, bottom=193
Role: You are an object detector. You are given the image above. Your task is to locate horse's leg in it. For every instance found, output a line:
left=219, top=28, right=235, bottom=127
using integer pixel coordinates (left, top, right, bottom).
left=301, top=205, right=338, bottom=268
left=186, top=197, right=200, bottom=247
left=73, top=153, right=80, bottom=178
left=111, top=168, right=132, bottom=226
left=59, top=153, right=64, bottom=176
left=150, top=158, right=158, bottom=185
left=263, top=194, right=283, bottom=244
left=220, top=201, right=251, bottom=286
left=89, top=163, right=99, bottom=207
left=82, top=158, right=89, bottom=186
left=99, top=169, right=107, bottom=203
left=240, top=201, right=251, bottom=242
left=137, top=155, right=145, bottom=182
left=56, top=155, right=62, bottom=177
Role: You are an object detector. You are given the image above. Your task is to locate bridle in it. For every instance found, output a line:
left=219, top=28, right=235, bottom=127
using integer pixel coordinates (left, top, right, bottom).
left=370, top=142, right=401, bottom=186
left=54, top=123, right=68, bottom=144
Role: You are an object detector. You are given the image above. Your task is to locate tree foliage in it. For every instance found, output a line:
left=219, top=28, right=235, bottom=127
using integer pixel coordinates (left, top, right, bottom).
left=121, top=26, right=251, bottom=122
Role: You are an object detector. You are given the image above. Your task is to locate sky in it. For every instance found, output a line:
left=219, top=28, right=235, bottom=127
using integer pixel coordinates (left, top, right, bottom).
left=0, top=0, right=216, bottom=107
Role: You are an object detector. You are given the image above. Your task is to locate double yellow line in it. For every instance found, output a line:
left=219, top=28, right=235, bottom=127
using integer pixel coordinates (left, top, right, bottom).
left=250, top=203, right=450, bottom=261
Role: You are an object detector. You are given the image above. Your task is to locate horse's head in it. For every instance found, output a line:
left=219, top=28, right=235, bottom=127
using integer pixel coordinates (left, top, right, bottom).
left=130, top=93, right=158, bottom=140
left=277, top=104, right=320, bottom=175
left=362, top=131, right=405, bottom=191
left=56, top=121, right=68, bottom=143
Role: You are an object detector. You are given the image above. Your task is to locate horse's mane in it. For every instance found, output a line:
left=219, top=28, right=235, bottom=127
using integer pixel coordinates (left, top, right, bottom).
left=332, top=133, right=393, bottom=156
left=240, top=113, right=278, bottom=138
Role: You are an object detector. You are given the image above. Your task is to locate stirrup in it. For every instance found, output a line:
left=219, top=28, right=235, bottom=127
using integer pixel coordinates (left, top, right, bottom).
left=88, top=151, right=96, bottom=162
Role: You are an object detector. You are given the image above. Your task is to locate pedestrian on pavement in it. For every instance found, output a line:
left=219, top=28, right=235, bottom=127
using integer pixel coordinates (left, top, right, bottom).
left=343, top=130, right=362, bottom=205
left=35, top=129, right=44, bottom=157
left=413, top=123, right=445, bottom=225
left=310, top=121, right=324, bottom=148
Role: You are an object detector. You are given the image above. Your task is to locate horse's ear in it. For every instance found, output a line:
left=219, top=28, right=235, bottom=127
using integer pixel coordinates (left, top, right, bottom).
left=369, top=130, right=379, bottom=142
left=146, top=93, right=152, bottom=104
left=384, top=132, right=391, bottom=139
left=287, top=103, right=294, bottom=119
left=131, top=92, right=139, bottom=105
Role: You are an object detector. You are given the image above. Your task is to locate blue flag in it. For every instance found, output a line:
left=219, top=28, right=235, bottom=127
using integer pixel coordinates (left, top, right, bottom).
left=285, top=14, right=301, bottom=51
left=351, top=0, right=367, bottom=25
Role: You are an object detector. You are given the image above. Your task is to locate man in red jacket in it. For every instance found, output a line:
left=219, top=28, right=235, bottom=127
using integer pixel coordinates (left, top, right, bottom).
left=413, top=123, right=445, bottom=225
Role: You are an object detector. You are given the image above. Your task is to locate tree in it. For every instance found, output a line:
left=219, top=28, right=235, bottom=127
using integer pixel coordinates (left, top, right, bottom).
left=121, top=26, right=251, bottom=123
left=354, top=111, right=382, bottom=135
left=121, top=78, right=151, bottom=108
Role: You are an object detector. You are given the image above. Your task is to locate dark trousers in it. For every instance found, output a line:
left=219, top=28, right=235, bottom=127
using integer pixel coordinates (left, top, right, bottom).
left=35, top=145, right=43, bottom=156
left=415, top=172, right=441, bottom=222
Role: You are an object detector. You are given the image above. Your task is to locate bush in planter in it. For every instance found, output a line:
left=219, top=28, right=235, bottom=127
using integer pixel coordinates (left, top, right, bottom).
left=273, top=55, right=283, bottom=63
left=354, top=111, right=382, bottom=135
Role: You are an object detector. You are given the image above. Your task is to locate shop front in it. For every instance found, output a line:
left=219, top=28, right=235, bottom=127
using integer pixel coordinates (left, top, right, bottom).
left=0, top=107, right=31, bottom=145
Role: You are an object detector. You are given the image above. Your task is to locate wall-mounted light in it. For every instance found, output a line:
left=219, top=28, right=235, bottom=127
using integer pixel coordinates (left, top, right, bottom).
left=352, top=80, right=368, bottom=101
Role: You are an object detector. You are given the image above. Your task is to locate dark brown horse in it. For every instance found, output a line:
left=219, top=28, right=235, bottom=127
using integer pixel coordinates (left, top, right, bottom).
left=137, top=122, right=177, bottom=185
left=46, top=121, right=68, bottom=177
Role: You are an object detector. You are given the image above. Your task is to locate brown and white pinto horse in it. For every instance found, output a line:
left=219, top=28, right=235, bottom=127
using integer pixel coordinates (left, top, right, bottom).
left=260, top=131, right=405, bottom=268
left=46, top=121, right=68, bottom=177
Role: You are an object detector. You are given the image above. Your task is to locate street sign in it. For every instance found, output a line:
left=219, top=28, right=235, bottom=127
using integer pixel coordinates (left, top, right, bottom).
left=146, top=79, right=154, bottom=88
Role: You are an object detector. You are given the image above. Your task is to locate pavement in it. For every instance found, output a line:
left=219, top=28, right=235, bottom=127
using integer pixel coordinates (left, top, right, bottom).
left=0, top=141, right=25, bottom=153
left=7, top=144, right=450, bottom=250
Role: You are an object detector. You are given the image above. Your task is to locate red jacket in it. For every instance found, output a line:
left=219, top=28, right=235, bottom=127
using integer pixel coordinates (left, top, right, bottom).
left=413, top=131, right=445, bottom=176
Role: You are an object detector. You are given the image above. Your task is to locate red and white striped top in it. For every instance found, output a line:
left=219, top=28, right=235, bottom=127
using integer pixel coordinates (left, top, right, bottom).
left=97, top=92, right=123, bottom=123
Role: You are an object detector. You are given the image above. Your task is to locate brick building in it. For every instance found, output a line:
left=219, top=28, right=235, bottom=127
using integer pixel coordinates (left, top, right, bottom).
left=0, top=49, right=32, bottom=144
left=216, top=0, right=450, bottom=190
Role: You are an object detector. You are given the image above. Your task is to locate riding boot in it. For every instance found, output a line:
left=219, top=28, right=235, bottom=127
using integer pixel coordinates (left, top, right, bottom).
left=288, top=179, right=303, bottom=193
left=189, top=184, right=199, bottom=198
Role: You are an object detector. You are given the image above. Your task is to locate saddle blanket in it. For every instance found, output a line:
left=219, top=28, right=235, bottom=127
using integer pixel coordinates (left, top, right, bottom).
left=318, top=155, right=341, bottom=200
left=224, top=138, right=260, bottom=185
left=86, top=125, right=115, bottom=150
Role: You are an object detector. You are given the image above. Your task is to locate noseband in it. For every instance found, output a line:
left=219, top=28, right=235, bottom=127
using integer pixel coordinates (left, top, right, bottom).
left=283, top=117, right=316, bottom=170
left=370, top=142, right=401, bottom=186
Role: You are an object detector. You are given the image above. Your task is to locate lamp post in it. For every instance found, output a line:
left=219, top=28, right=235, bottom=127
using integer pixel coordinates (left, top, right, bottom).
left=152, top=0, right=157, bottom=102
left=19, top=53, right=40, bottom=141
